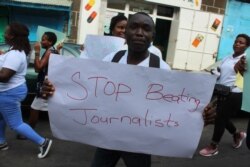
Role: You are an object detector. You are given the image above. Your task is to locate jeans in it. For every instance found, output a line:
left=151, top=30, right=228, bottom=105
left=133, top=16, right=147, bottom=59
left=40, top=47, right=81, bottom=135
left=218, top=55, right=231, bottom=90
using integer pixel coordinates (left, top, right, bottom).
left=91, top=148, right=151, bottom=167
left=0, top=84, right=44, bottom=145
left=212, top=92, right=242, bottom=143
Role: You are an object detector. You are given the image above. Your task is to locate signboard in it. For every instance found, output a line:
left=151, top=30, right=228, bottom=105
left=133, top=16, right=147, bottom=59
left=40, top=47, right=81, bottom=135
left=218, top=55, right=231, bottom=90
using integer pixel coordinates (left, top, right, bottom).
left=80, top=35, right=125, bottom=60
left=48, top=55, right=216, bottom=158
left=242, top=49, right=250, bottom=112
left=145, top=0, right=202, bottom=10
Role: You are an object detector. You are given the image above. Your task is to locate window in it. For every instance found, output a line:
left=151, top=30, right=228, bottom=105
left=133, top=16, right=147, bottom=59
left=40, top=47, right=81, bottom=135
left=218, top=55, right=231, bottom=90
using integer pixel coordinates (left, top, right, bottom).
left=129, top=1, right=154, bottom=14
left=157, top=5, right=174, bottom=17
left=107, top=0, right=126, bottom=10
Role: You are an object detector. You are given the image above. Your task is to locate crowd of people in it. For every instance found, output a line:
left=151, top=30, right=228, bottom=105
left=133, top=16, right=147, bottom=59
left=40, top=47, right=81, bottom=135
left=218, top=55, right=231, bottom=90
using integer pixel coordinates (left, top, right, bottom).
left=0, top=12, right=249, bottom=166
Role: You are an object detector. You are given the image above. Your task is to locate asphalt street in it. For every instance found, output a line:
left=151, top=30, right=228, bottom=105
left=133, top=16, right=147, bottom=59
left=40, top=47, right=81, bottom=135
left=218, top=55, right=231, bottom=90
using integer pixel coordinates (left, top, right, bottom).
left=0, top=114, right=249, bottom=167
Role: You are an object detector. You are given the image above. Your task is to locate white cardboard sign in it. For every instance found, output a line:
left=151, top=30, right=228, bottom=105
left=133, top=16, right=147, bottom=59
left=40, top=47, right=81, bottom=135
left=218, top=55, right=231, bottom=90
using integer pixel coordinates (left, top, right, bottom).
left=48, top=55, right=216, bottom=158
left=80, top=35, right=125, bottom=60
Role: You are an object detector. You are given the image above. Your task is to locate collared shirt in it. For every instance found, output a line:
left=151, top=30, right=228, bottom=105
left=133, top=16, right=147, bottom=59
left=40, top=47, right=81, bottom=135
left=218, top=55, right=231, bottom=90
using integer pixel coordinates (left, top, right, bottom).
left=217, top=53, right=246, bottom=93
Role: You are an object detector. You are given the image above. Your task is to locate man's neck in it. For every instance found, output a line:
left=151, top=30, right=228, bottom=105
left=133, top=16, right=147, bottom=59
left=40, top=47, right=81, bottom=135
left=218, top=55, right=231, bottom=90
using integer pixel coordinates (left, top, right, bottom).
left=127, top=50, right=150, bottom=65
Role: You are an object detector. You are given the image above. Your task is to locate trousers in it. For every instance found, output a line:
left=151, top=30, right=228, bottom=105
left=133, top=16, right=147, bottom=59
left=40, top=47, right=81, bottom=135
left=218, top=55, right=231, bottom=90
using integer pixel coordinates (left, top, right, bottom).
left=91, top=147, right=151, bottom=167
left=212, top=92, right=242, bottom=143
left=0, top=84, right=44, bottom=145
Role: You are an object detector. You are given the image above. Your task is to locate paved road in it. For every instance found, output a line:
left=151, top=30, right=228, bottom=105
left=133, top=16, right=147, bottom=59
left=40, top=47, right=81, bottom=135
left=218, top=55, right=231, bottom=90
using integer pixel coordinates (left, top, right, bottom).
left=1, top=115, right=249, bottom=167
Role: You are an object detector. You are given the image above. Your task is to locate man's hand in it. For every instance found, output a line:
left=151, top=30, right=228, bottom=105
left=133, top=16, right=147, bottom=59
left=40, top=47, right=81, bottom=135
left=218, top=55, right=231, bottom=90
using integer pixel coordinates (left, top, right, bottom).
left=234, top=56, right=247, bottom=75
left=0, top=50, right=4, bottom=55
left=203, top=102, right=217, bottom=126
left=41, top=78, right=55, bottom=99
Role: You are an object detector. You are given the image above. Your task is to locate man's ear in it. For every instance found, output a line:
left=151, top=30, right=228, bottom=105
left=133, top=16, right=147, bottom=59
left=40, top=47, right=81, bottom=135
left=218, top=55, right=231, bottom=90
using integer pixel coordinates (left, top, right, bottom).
left=152, top=31, right=156, bottom=41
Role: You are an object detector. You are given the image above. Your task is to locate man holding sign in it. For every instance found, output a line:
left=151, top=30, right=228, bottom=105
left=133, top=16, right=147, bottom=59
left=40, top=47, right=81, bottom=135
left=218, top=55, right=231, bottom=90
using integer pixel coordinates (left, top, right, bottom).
left=90, top=12, right=170, bottom=167
left=42, top=12, right=216, bottom=167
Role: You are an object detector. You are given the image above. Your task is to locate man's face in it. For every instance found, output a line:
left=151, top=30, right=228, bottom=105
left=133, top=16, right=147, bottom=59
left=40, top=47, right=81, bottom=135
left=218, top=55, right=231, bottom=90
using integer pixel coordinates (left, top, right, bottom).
left=125, top=13, right=154, bottom=53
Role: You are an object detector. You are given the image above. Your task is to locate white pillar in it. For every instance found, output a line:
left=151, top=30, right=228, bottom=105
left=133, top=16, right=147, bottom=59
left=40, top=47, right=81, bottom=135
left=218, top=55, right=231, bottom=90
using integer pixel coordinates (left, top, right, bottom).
left=77, top=0, right=102, bottom=44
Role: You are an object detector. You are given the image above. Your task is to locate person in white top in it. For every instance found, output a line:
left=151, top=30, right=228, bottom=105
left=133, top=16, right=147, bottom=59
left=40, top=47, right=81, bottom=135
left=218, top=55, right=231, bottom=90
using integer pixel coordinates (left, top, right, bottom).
left=41, top=12, right=217, bottom=167
left=199, top=34, right=250, bottom=157
left=0, top=22, right=52, bottom=158
left=28, top=32, right=59, bottom=132
left=17, top=32, right=59, bottom=140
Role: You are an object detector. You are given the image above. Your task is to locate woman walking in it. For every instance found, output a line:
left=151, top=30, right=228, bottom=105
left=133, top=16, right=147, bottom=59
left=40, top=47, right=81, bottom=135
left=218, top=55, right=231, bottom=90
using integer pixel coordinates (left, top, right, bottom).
left=199, top=34, right=250, bottom=156
left=0, top=22, right=52, bottom=158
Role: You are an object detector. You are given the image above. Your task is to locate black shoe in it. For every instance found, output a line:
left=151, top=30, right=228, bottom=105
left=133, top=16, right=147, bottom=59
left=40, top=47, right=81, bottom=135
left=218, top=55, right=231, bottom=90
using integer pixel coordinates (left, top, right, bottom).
left=38, top=138, right=52, bottom=159
left=16, top=134, right=27, bottom=140
left=0, top=142, right=9, bottom=151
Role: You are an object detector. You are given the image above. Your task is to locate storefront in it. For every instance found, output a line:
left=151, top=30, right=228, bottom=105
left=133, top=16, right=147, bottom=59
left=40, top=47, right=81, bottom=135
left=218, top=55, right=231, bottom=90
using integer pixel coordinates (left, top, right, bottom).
left=78, top=0, right=177, bottom=61
left=0, top=0, right=72, bottom=42
left=78, top=0, right=224, bottom=71
left=104, top=0, right=176, bottom=61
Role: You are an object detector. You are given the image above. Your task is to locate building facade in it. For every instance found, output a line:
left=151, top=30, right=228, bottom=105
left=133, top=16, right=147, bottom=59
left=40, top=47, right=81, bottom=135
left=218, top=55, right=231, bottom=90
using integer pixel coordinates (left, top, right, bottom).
left=77, top=0, right=227, bottom=71
left=218, top=0, right=250, bottom=60
left=0, top=0, right=78, bottom=42
left=2, top=0, right=249, bottom=71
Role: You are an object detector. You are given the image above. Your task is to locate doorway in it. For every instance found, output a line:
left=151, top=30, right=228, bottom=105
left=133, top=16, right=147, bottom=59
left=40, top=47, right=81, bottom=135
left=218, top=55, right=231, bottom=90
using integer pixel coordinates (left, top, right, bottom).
left=154, top=18, right=171, bottom=61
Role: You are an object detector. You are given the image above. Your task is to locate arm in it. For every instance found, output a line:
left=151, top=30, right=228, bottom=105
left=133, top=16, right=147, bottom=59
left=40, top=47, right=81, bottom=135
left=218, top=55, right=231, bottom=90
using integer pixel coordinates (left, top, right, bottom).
left=0, top=50, right=4, bottom=55
left=0, top=68, right=15, bottom=82
left=34, top=43, right=51, bottom=72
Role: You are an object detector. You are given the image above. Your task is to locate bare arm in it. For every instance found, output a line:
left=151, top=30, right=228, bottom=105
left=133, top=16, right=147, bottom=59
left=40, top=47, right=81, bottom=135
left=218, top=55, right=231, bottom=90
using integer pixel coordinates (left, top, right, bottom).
left=0, top=50, right=4, bottom=55
left=34, top=42, right=51, bottom=72
left=0, top=68, right=15, bottom=82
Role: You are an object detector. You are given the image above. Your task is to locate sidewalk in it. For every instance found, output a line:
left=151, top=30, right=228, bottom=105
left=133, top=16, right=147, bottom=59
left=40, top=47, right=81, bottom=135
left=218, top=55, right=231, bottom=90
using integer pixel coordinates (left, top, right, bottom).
left=1, top=117, right=249, bottom=167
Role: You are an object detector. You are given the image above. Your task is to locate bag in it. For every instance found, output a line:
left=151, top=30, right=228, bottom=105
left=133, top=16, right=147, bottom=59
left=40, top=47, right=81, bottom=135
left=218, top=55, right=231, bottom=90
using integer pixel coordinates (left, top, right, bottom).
left=213, top=84, right=231, bottom=97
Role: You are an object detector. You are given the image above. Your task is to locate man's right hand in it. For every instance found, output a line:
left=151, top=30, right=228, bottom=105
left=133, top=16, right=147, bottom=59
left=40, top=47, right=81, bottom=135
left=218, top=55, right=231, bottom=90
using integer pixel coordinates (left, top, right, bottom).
left=203, top=99, right=217, bottom=126
left=41, top=78, right=55, bottom=99
left=0, top=50, right=4, bottom=55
